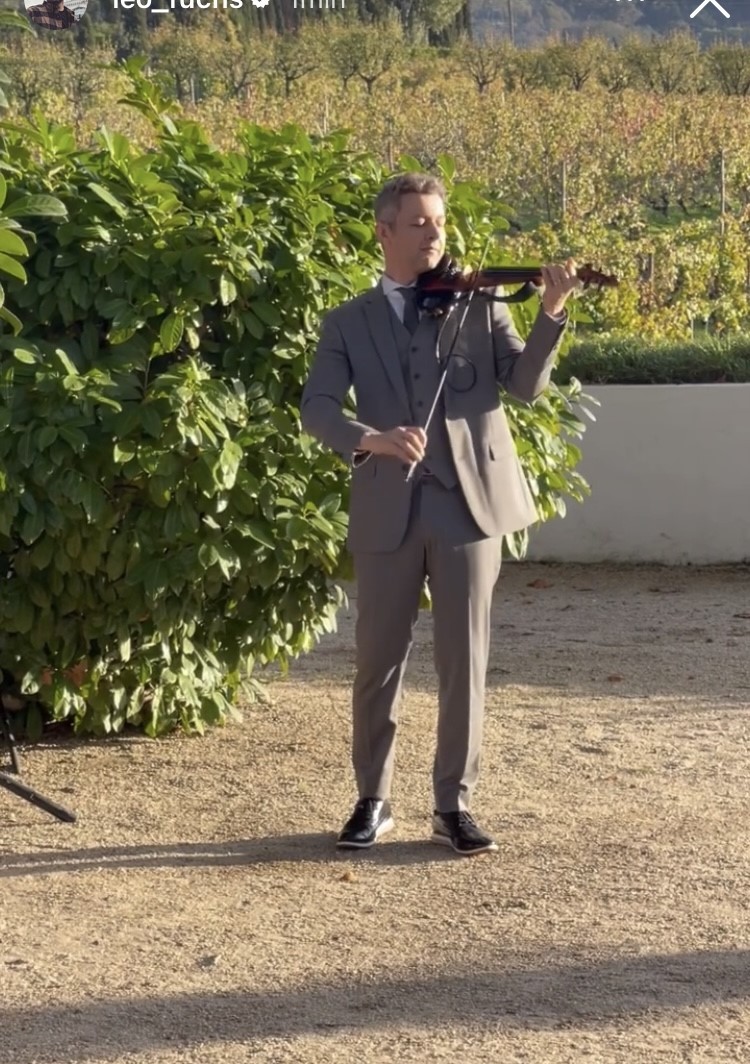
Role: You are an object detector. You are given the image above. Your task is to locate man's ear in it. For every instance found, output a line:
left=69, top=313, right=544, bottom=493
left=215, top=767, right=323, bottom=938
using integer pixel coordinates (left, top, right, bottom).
left=375, top=220, right=390, bottom=246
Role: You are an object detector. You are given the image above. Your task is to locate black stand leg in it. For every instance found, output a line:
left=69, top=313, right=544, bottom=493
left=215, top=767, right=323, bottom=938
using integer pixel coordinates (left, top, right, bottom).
left=0, top=703, right=77, bottom=823
left=0, top=701, right=20, bottom=774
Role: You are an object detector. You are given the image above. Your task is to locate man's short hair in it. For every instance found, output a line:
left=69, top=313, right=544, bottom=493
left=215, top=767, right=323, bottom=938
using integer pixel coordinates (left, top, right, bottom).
left=374, top=173, right=446, bottom=226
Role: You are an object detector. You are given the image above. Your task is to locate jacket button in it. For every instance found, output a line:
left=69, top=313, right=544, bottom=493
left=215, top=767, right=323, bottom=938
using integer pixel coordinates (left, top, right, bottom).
left=416, top=400, right=423, bottom=407
left=413, top=373, right=421, bottom=380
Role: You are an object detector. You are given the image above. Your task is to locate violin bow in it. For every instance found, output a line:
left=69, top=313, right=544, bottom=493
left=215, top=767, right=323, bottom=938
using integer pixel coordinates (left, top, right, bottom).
left=404, top=235, right=493, bottom=484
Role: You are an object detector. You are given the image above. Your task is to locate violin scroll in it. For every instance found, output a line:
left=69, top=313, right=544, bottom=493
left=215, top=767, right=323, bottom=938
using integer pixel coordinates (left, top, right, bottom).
left=570, top=263, right=619, bottom=289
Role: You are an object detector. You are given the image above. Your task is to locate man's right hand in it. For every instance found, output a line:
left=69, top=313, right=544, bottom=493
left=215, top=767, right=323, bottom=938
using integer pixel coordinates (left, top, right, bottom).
left=359, top=427, right=427, bottom=463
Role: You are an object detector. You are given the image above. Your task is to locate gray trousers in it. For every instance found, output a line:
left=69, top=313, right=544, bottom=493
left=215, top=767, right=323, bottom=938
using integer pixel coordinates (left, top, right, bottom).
left=351, top=476, right=504, bottom=812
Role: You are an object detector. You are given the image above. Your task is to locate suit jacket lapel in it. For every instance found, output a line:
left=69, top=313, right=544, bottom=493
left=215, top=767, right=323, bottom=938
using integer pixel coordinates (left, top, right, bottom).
left=362, top=282, right=411, bottom=412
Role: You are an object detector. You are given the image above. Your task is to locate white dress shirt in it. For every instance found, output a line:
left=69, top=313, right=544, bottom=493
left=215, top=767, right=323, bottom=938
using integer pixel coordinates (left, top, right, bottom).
left=381, top=273, right=419, bottom=325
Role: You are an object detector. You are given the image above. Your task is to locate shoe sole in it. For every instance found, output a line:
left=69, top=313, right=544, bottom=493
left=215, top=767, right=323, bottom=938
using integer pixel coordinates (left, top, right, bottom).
left=431, top=831, right=499, bottom=856
left=336, top=816, right=395, bottom=849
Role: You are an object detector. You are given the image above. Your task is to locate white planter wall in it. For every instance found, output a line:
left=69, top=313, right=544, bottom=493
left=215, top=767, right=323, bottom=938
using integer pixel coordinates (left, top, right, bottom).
left=524, top=384, right=750, bottom=564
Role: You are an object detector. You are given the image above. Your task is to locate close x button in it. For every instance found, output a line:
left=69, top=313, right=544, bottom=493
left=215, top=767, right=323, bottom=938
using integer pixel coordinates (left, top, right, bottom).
left=689, top=0, right=730, bottom=17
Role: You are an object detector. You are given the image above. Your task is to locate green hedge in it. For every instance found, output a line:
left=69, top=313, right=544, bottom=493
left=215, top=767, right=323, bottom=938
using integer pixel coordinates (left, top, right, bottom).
left=558, top=334, right=750, bottom=385
left=0, top=74, right=386, bottom=738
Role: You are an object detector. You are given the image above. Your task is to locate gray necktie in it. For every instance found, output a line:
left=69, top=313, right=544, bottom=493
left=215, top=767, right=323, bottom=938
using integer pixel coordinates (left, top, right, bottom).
left=397, top=286, right=420, bottom=335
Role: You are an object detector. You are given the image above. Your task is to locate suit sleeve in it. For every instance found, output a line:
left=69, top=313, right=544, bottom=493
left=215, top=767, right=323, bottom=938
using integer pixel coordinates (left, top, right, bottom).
left=490, top=288, right=567, bottom=404
left=300, top=310, right=377, bottom=465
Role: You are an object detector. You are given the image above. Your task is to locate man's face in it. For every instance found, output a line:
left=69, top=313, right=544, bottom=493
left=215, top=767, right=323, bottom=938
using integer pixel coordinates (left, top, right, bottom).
left=377, top=192, right=446, bottom=280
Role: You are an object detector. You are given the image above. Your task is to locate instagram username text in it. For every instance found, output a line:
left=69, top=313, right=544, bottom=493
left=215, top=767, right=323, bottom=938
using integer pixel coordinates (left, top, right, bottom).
left=112, top=0, right=244, bottom=9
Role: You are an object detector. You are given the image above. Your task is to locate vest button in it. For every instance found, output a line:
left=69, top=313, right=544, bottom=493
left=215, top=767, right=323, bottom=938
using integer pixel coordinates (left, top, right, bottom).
left=413, top=373, right=421, bottom=380
left=417, top=401, right=423, bottom=407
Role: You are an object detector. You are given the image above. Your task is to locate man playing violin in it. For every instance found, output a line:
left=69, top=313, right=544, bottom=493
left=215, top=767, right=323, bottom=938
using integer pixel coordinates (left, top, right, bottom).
left=300, top=172, right=579, bottom=855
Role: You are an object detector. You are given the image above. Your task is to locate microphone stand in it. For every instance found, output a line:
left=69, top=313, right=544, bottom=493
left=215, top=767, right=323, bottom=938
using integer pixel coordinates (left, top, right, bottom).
left=404, top=238, right=493, bottom=483
left=0, top=702, right=77, bottom=823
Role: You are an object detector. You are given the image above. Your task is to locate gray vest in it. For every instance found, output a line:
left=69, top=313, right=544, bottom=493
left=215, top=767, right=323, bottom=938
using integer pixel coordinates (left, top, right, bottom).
left=386, top=306, right=458, bottom=490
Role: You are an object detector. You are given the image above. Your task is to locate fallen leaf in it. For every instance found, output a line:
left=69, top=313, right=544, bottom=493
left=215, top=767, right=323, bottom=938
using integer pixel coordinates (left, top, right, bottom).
left=339, top=870, right=356, bottom=883
left=607, top=674, right=623, bottom=682
left=527, top=579, right=553, bottom=589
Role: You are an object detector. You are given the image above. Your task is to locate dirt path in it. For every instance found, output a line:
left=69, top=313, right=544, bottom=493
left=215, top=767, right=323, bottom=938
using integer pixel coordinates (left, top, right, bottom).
left=2, top=562, right=750, bottom=1064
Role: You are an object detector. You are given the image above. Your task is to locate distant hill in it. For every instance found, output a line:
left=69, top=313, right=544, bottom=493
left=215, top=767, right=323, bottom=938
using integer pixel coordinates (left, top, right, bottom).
left=471, top=0, right=750, bottom=45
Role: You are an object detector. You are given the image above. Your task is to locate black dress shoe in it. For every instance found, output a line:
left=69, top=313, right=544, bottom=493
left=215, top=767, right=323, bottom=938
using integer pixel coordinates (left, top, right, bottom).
left=431, top=810, right=498, bottom=856
left=337, top=798, right=394, bottom=849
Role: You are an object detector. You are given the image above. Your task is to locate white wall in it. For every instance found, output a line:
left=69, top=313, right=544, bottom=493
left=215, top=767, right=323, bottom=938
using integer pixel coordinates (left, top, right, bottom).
left=524, top=384, right=750, bottom=564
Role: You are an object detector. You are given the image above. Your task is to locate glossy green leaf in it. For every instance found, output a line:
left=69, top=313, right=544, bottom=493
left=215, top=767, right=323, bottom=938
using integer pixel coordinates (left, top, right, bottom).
left=160, top=313, right=184, bottom=353
left=5, top=194, right=67, bottom=219
left=0, top=252, right=26, bottom=283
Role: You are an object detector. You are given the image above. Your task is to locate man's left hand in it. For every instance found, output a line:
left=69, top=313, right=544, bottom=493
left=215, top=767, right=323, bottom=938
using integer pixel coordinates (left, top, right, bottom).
left=540, top=257, right=580, bottom=317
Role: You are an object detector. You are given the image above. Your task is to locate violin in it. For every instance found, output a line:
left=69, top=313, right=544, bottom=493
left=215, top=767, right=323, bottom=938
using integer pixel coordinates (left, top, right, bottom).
left=415, top=254, right=618, bottom=315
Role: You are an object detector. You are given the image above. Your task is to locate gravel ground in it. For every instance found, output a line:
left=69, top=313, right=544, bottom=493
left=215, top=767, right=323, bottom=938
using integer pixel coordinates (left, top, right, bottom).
left=2, top=561, right=750, bottom=1064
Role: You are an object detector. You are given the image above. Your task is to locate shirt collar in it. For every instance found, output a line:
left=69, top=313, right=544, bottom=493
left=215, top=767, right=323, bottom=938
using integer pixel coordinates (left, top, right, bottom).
left=381, top=273, right=415, bottom=296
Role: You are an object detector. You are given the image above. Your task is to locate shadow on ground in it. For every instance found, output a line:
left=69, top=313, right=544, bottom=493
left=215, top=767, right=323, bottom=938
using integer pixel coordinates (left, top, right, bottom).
left=2, top=948, right=749, bottom=1062
left=0, top=834, right=464, bottom=877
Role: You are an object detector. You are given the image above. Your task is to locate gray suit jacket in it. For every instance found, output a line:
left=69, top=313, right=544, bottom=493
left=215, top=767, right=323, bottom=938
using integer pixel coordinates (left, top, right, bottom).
left=300, top=280, right=567, bottom=553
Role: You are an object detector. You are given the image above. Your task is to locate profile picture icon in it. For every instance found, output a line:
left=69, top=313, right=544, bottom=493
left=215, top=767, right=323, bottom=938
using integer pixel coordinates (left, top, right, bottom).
left=24, top=0, right=87, bottom=30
